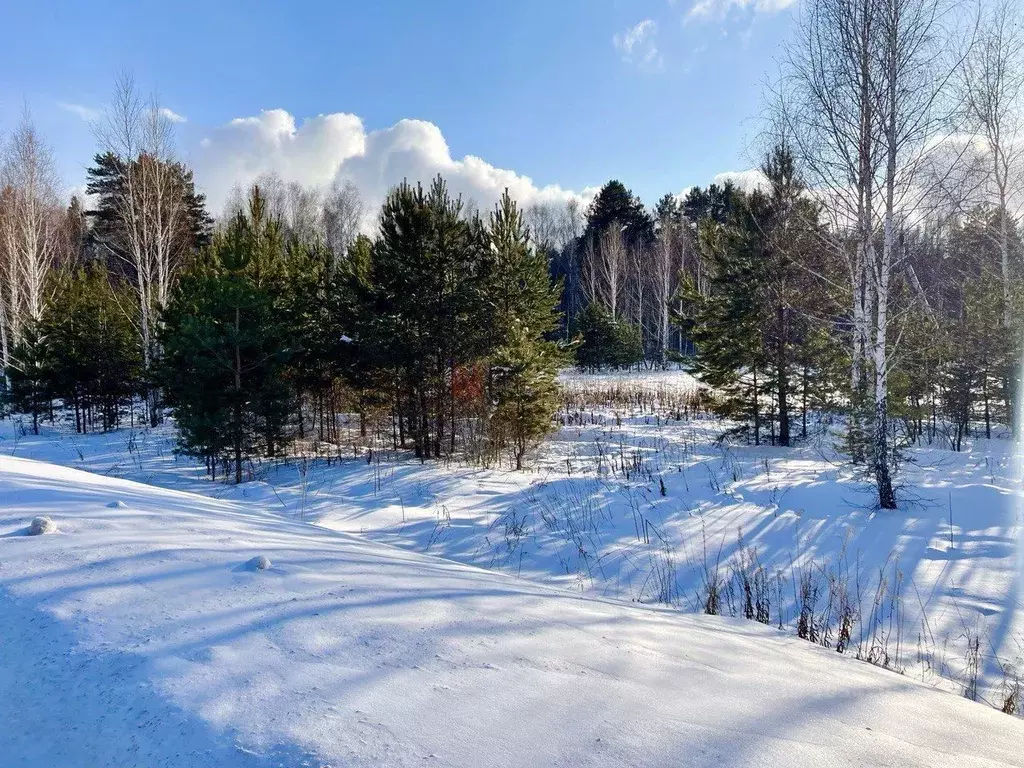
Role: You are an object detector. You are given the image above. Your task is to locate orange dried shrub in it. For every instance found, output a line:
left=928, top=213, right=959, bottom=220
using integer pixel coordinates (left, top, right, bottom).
left=452, top=363, right=486, bottom=405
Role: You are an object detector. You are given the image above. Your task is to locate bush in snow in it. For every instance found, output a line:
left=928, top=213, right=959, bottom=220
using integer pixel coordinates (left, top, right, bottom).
left=28, top=517, right=57, bottom=535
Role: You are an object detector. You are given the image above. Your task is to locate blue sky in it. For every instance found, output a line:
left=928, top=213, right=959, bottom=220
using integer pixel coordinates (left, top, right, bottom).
left=0, top=0, right=797, bottom=211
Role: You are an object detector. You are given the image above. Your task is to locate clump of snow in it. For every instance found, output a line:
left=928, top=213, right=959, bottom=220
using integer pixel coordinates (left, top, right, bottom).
left=106, top=500, right=127, bottom=509
left=27, top=516, right=57, bottom=535
left=245, top=555, right=272, bottom=571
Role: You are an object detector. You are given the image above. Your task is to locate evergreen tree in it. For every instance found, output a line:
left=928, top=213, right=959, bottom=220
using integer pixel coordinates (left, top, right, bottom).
left=86, top=150, right=214, bottom=427
left=86, top=151, right=213, bottom=267
left=677, top=147, right=835, bottom=446
left=160, top=187, right=293, bottom=483
left=575, top=302, right=644, bottom=371
left=679, top=212, right=770, bottom=443
left=485, top=191, right=565, bottom=468
left=366, top=177, right=489, bottom=459
left=45, top=264, right=142, bottom=432
left=583, top=181, right=655, bottom=248
left=576, top=303, right=619, bottom=372
left=490, top=325, right=562, bottom=469
left=682, top=182, right=739, bottom=227
left=8, top=320, right=52, bottom=435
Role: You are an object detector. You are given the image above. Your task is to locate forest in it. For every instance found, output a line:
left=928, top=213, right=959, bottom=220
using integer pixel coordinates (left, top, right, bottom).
left=2, top=0, right=1024, bottom=513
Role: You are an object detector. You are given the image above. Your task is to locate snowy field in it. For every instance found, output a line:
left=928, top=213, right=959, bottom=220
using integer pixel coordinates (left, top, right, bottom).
left=2, top=454, right=1023, bottom=766
left=2, top=369, right=1024, bottom=764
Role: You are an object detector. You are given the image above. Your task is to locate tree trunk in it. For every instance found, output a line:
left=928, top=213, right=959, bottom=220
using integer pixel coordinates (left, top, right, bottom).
left=777, top=304, right=790, bottom=447
left=233, top=306, right=243, bottom=485
left=752, top=365, right=761, bottom=446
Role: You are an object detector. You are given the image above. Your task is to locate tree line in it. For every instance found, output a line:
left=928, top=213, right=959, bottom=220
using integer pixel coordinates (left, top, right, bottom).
left=3, top=0, right=1024, bottom=510
left=0, top=75, right=566, bottom=480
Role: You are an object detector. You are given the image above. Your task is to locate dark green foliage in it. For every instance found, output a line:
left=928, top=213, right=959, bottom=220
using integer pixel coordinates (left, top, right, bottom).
left=148, top=176, right=567, bottom=475
left=576, top=303, right=644, bottom=371
left=944, top=274, right=1009, bottom=448
left=85, top=151, right=213, bottom=268
left=491, top=324, right=563, bottom=469
left=486, top=191, right=566, bottom=467
left=679, top=212, right=770, bottom=441
left=682, top=182, right=739, bottom=226
left=45, top=264, right=143, bottom=432
left=677, top=146, right=839, bottom=446
left=160, top=188, right=293, bottom=483
left=654, top=193, right=684, bottom=228
left=364, top=177, right=490, bottom=459
left=353, top=181, right=567, bottom=466
left=7, top=322, right=50, bottom=435
left=583, top=180, right=655, bottom=248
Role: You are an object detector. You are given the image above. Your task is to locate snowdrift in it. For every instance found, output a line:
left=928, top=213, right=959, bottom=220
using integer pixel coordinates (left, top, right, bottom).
left=0, top=454, right=1021, bottom=767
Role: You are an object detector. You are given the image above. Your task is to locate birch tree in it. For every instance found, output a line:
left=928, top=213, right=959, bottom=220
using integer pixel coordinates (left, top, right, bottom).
left=872, top=0, right=961, bottom=507
left=959, top=0, right=1024, bottom=328
left=598, top=223, right=626, bottom=320
left=782, top=0, right=879, bottom=471
left=653, top=195, right=685, bottom=363
left=0, top=112, right=64, bottom=372
left=322, top=179, right=364, bottom=270
left=525, top=202, right=560, bottom=254
left=92, top=73, right=192, bottom=425
left=782, top=0, right=958, bottom=507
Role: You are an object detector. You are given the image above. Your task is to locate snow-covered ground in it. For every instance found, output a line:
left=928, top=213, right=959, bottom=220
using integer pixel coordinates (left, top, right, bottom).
left=2, top=453, right=1023, bottom=766
left=2, top=370, right=1024, bottom=763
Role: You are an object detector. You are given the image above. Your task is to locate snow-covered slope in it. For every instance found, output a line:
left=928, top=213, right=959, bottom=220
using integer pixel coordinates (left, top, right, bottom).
left=1, top=455, right=1021, bottom=767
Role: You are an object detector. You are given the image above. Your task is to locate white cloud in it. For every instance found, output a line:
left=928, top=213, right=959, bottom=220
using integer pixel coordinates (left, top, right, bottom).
left=193, top=109, right=592, bottom=226
left=613, top=19, right=662, bottom=67
left=711, top=169, right=769, bottom=193
left=57, top=102, right=101, bottom=122
left=157, top=107, right=187, bottom=124
left=58, top=101, right=185, bottom=125
left=685, top=0, right=796, bottom=22
left=673, top=169, right=768, bottom=203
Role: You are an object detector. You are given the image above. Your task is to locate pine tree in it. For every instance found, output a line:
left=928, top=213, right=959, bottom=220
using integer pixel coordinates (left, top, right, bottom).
left=86, top=152, right=213, bottom=266
left=678, top=147, right=833, bottom=447
left=366, top=177, right=489, bottom=459
left=490, top=325, right=562, bottom=469
left=485, top=191, right=565, bottom=468
left=8, top=321, right=51, bottom=435
left=86, top=150, right=214, bottom=427
left=583, top=181, right=655, bottom=248
left=45, top=264, right=142, bottom=432
left=160, top=187, right=292, bottom=483
left=576, top=302, right=644, bottom=371
left=680, top=212, right=770, bottom=443
left=576, top=303, right=619, bottom=372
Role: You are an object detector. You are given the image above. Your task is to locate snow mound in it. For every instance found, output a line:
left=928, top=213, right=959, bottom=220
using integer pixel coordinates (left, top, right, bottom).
left=27, top=516, right=57, bottom=535
left=244, top=555, right=272, bottom=571
left=0, top=453, right=1021, bottom=767
left=106, top=500, right=128, bottom=508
